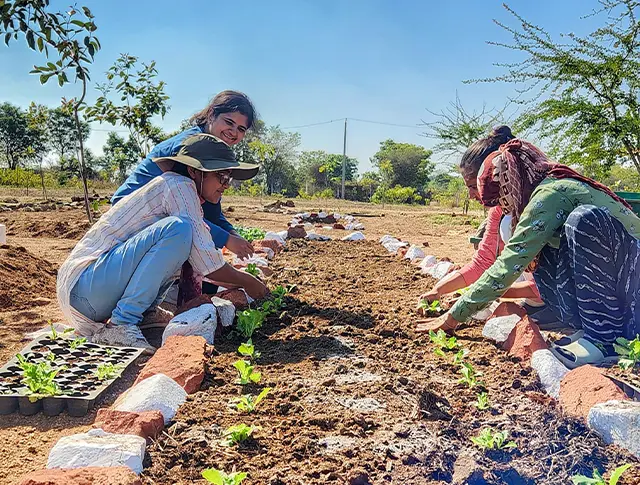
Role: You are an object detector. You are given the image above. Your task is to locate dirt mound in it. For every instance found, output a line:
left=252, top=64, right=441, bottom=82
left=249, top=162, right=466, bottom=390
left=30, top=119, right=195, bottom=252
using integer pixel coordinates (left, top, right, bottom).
left=0, top=245, right=58, bottom=311
left=4, top=219, right=90, bottom=239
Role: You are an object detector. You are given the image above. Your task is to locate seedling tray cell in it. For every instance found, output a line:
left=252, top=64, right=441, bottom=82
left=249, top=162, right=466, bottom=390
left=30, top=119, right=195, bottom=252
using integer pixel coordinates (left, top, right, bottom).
left=0, top=337, right=143, bottom=417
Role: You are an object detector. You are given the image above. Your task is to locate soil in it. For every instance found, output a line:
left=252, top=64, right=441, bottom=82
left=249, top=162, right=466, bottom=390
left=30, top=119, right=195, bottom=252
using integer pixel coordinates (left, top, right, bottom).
left=142, top=240, right=639, bottom=485
left=0, top=195, right=638, bottom=484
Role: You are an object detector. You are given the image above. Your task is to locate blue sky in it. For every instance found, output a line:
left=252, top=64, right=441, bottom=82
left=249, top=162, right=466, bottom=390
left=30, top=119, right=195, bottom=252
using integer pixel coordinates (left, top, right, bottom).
left=0, top=0, right=603, bottom=173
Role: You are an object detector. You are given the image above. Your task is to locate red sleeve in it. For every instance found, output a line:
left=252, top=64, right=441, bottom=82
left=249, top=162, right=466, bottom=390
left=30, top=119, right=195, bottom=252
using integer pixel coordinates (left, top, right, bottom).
left=459, top=206, right=503, bottom=286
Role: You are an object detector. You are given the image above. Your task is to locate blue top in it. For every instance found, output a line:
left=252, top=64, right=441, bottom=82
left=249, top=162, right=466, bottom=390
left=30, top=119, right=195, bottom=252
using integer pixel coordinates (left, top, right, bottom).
left=111, top=126, right=235, bottom=248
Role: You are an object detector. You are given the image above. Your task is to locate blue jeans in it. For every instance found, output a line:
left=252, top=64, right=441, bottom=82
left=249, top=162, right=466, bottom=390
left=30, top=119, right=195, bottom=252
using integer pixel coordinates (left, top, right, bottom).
left=70, top=216, right=192, bottom=326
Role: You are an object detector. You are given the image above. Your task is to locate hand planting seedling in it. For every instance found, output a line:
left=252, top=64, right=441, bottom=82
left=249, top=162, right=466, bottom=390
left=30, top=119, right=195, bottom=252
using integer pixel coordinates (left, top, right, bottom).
left=202, top=468, right=248, bottom=485
left=16, top=354, right=63, bottom=402
left=235, top=226, right=266, bottom=242
left=238, top=340, right=261, bottom=361
left=236, top=309, right=266, bottom=339
left=221, top=423, right=258, bottom=446
left=471, top=428, right=517, bottom=451
left=233, top=360, right=261, bottom=385
left=613, top=335, right=640, bottom=370
left=245, top=263, right=260, bottom=277
left=68, top=336, right=87, bottom=350
left=429, top=329, right=460, bottom=357
left=418, top=299, right=444, bottom=316
left=571, top=464, right=632, bottom=485
left=474, top=392, right=490, bottom=410
left=232, top=387, right=272, bottom=413
left=458, top=362, right=483, bottom=388
left=95, top=363, right=123, bottom=381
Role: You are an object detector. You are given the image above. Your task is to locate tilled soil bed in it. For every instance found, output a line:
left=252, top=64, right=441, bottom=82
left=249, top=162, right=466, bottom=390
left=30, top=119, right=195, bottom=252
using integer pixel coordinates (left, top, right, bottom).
left=143, top=240, right=639, bottom=484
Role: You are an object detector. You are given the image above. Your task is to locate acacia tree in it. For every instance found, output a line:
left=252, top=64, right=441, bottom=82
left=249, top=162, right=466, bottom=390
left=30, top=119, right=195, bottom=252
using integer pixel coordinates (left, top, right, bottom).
left=86, top=53, right=170, bottom=158
left=1, top=0, right=101, bottom=222
left=472, top=1, right=640, bottom=179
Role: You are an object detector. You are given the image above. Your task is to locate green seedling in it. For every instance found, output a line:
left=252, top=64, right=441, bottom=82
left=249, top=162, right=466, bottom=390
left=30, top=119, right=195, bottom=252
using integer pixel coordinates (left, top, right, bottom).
left=452, top=348, right=469, bottom=365
left=16, top=354, right=63, bottom=402
left=233, top=360, right=261, bottom=385
left=202, top=468, right=248, bottom=485
left=571, top=464, right=633, bottom=485
left=235, top=226, right=266, bottom=242
left=458, top=362, right=483, bottom=388
left=261, top=300, right=277, bottom=315
left=245, top=263, right=260, bottom=277
left=232, top=387, right=272, bottom=413
left=429, top=329, right=460, bottom=357
left=272, top=285, right=291, bottom=299
left=68, top=337, right=87, bottom=350
left=105, top=348, right=115, bottom=357
left=221, top=423, right=258, bottom=446
left=474, top=392, right=490, bottom=411
left=236, top=309, right=266, bottom=339
left=46, top=352, right=56, bottom=363
left=95, top=363, right=123, bottom=381
left=238, top=340, right=261, bottom=361
left=471, top=428, right=517, bottom=451
left=613, top=335, right=640, bottom=371
left=48, top=322, right=74, bottom=340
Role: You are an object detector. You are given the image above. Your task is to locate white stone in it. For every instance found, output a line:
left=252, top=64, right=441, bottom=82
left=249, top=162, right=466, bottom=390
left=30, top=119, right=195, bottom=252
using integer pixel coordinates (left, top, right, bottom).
left=162, top=303, right=217, bottom=345
left=114, top=374, right=187, bottom=424
left=482, top=314, right=523, bottom=344
left=212, top=296, right=238, bottom=326
left=381, top=236, right=409, bottom=253
left=307, top=232, right=332, bottom=241
left=318, top=211, right=328, bottom=218
left=234, top=255, right=269, bottom=267
left=322, top=226, right=334, bottom=230
left=345, top=222, right=365, bottom=231
left=424, top=261, right=454, bottom=280
left=404, top=245, right=425, bottom=261
left=344, top=215, right=355, bottom=222
left=588, top=400, right=640, bottom=458
left=342, top=231, right=366, bottom=241
left=419, top=255, right=438, bottom=270
left=276, top=230, right=289, bottom=241
left=531, top=349, right=570, bottom=399
left=47, top=429, right=146, bottom=474
left=380, top=234, right=396, bottom=244
left=255, top=246, right=275, bottom=259
left=264, top=231, right=286, bottom=245
left=303, top=222, right=314, bottom=231
left=471, top=300, right=500, bottom=321
left=333, top=213, right=342, bottom=220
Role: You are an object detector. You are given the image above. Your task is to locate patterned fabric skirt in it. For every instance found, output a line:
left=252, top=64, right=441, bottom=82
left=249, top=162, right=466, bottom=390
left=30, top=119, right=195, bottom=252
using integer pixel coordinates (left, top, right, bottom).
left=534, top=205, right=640, bottom=343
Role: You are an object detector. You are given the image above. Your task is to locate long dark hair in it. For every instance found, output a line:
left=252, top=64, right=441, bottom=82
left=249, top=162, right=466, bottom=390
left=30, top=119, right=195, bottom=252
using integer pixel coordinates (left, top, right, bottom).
left=460, top=125, right=515, bottom=179
left=190, top=90, right=257, bottom=129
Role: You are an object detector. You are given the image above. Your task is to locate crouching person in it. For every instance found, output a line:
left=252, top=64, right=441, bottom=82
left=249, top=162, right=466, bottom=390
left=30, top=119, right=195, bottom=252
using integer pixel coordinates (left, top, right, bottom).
left=56, top=134, right=268, bottom=354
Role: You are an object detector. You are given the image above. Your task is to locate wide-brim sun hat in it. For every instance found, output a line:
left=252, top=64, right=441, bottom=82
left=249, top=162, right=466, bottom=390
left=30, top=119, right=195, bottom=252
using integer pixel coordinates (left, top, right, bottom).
left=152, top=133, right=259, bottom=180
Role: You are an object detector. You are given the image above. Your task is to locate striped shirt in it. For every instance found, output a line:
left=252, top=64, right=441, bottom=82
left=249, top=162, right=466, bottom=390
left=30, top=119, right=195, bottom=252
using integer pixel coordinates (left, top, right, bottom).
left=57, top=172, right=226, bottom=336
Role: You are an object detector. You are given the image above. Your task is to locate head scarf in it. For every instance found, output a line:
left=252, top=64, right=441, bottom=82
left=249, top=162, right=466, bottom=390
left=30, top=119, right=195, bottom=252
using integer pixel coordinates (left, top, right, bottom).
left=477, top=139, right=631, bottom=230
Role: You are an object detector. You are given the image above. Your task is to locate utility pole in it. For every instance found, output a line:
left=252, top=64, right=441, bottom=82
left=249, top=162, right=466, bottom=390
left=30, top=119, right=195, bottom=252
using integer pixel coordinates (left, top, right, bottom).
left=341, top=118, right=347, bottom=199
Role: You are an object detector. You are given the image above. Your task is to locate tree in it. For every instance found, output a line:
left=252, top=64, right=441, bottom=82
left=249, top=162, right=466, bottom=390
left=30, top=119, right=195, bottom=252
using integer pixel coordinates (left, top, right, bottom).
left=47, top=106, right=90, bottom=163
left=232, top=119, right=266, bottom=166
left=98, top=132, right=139, bottom=183
left=0, top=102, right=42, bottom=169
left=1, top=0, right=101, bottom=222
left=250, top=126, right=300, bottom=195
left=297, top=150, right=358, bottom=194
left=25, top=103, right=49, bottom=197
left=57, top=148, right=100, bottom=184
left=473, top=1, right=640, bottom=179
left=370, top=139, right=434, bottom=191
left=86, top=53, right=170, bottom=158
left=422, top=93, right=507, bottom=158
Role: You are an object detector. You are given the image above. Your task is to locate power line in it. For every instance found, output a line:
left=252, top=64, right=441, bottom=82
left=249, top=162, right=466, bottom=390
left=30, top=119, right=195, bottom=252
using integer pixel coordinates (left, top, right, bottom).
left=281, top=119, right=342, bottom=129
left=281, top=117, right=422, bottom=130
left=348, top=117, right=422, bottom=129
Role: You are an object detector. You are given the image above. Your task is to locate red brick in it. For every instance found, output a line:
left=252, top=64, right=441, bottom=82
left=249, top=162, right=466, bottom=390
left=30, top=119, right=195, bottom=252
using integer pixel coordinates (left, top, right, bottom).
left=175, top=294, right=213, bottom=315
left=18, top=467, right=141, bottom=485
left=135, top=335, right=207, bottom=394
left=217, top=288, right=249, bottom=309
left=491, top=301, right=527, bottom=319
left=397, top=247, right=408, bottom=258
left=94, top=409, right=164, bottom=441
left=559, top=365, right=629, bottom=420
left=253, top=239, right=283, bottom=255
left=502, top=316, right=548, bottom=362
left=287, top=225, right=307, bottom=239
left=333, top=223, right=345, bottom=230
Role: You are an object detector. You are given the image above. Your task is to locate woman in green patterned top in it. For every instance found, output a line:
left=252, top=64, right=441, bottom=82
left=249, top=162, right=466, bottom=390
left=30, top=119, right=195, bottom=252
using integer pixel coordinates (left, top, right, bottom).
left=418, top=129, right=640, bottom=368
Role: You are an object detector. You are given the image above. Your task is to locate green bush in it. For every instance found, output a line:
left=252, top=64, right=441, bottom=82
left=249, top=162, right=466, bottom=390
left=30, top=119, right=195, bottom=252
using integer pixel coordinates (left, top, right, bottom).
left=371, top=185, right=423, bottom=205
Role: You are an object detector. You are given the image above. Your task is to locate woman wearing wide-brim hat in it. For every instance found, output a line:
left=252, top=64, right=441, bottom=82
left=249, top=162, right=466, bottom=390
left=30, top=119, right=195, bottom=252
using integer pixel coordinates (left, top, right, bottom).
left=57, top=134, right=268, bottom=354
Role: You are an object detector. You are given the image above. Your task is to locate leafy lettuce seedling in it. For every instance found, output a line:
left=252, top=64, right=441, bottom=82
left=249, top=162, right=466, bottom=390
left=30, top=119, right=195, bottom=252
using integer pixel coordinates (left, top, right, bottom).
left=429, top=329, right=460, bottom=357
left=452, top=348, right=468, bottom=365
left=458, top=362, right=483, bottom=388
left=236, top=309, right=266, bottom=339
left=272, top=285, right=291, bottom=299
left=95, top=363, right=123, bottom=381
left=474, top=392, right=490, bottom=411
left=201, top=468, right=248, bottom=485
left=471, top=428, right=517, bottom=450
left=235, top=226, right=266, bottom=242
left=238, top=340, right=261, bottom=361
left=233, top=360, right=261, bottom=385
left=232, top=387, right=272, bottom=413
left=16, top=354, right=63, bottom=402
left=222, top=423, right=258, bottom=446
left=571, top=464, right=632, bottom=485
left=245, top=263, right=260, bottom=277
left=613, top=336, right=640, bottom=371
left=68, top=337, right=87, bottom=350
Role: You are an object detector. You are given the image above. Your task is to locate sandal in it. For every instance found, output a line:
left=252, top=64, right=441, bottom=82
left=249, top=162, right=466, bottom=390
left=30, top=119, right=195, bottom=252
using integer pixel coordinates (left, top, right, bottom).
left=550, top=336, right=619, bottom=369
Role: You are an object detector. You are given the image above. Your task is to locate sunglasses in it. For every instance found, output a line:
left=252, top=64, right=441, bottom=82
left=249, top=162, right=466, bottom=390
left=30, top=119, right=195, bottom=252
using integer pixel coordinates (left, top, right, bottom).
left=213, top=171, right=233, bottom=185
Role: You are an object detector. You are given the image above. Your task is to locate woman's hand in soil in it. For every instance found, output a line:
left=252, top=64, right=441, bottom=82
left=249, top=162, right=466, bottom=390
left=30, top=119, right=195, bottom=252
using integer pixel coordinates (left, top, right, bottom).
left=418, top=288, right=440, bottom=305
left=415, top=312, right=459, bottom=334
left=243, top=274, right=269, bottom=300
left=226, top=234, right=254, bottom=260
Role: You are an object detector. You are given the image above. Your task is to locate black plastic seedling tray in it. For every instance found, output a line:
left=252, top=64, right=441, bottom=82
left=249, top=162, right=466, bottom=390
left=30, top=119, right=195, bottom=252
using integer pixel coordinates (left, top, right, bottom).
left=0, top=336, right=143, bottom=417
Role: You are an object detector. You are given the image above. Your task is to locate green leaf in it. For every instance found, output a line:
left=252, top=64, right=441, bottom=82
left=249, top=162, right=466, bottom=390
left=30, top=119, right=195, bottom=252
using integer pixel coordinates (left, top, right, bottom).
left=36, top=36, right=44, bottom=51
left=70, top=19, right=86, bottom=28
left=609, top=464, right=632, bottom=485
left=201, top=469, right=224, bottom=485
left=25, top=31, right=35, bottom=50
